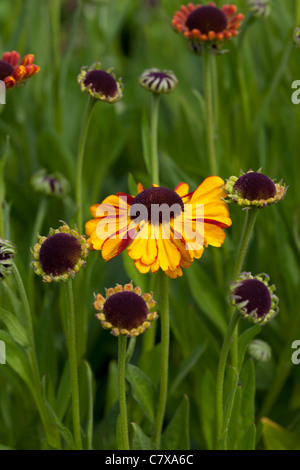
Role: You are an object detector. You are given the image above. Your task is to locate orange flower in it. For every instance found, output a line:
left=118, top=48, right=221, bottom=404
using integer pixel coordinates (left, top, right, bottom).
left=85, top=177, right=232, bottom=279
left=0, top=50, right=40, bottom=89
left=172, top=3, right=244, bottom=47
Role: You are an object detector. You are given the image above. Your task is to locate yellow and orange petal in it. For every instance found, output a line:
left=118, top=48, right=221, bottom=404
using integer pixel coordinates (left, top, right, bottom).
left=172, top=2, right=244, bottom=45
left=0, top=50, right=40, bottom=89
left=85, top=177, right=231, bottom=279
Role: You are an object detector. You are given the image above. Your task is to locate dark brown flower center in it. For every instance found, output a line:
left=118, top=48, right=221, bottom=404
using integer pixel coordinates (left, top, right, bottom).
left=103, top=291, right=148, bottom=330
left=0, top=60, right=14, bottom=81
left=234, top=279, right=272, bottom=318
left=129, top=187, right=184, bottom=224
left=186, top=6, right=227, bottom=34
left=233, top=172, right=276, bottom=201
left=84, top=70, right=118, bottom=97
left=39, top=233, right=81, bottom=276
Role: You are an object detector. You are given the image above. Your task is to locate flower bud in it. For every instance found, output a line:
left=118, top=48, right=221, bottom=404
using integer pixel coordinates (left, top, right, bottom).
left=248, top=339, right=272, bottom=362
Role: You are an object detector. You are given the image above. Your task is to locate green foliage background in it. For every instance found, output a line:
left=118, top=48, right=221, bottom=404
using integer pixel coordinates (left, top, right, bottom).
left=0, top=0, right=300, bottom=450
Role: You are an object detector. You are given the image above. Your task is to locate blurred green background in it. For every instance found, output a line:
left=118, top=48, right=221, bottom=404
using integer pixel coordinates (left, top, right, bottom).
left=0, top=0, right=300, bottom=450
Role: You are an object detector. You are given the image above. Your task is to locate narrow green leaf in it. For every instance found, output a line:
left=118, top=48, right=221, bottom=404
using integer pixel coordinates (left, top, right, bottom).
left=0, top=307, right=28, bottom=347
left=84, top=360, right=94, bottom=451
left=141, top=110, right=151, bottom=174
left=131, top=423, right=158, bottom=450
left=55, top=360, right=71, bottom=421
left=227, top=359, right=256, bottom=450
left=186, top=263, right=227, bottom=334
left=161, top=395, right=190, bottom=450
left=104, top=360, right=119, bottom=415
left=238, top=325, right=261, bottom=371
left=126, top=364, right=156, bottom=424
left=261, top=418, right=300, bottom=450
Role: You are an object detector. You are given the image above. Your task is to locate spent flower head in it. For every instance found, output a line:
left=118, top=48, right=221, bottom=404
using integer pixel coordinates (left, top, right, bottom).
left=0, top=50, right=40, bottom=89
left=31, top=169, right=70, bottom=198
left=94, top=282, right=158, bottom=337
left=172, top=3, right=244, bottom=54
left=0, top=239, right=16, bottom=282
left=31, top=223, right=89, bottom=282
left=224, top=170, right=287, bottom=208
left=77, top=63, right=123, bottom=103
left=139, top=68, right=178, bottom=95
left=230, top=272, right=279, bottom=325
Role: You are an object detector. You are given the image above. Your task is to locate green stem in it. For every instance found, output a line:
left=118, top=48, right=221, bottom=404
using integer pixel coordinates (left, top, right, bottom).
left=64, top=279, right=82, bottom=450
left=118, top=334, right=130, bottom=450
left=296, top=0, right=300, bottom=26
left=203, top=48, right=218, bottom=175
left=76, top=97, right=96, bottom=233
left=230, top=208, right=259, bottom=372
left=150, top=94, right=161, bottom=185
left=142, top=272, right=158, bottom=354
left=12, top=263, right=61, bottom=449
left=154, top=272, right=169, bottom=448
left=216, top=309, right=240, bottom=446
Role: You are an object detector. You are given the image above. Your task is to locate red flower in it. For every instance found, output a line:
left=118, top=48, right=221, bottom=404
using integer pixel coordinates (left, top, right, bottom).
left=0, top=50, right=40, bottom=89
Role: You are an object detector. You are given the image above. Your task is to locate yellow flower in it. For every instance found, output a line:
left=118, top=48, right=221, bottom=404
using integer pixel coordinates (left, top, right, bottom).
left=85, top=177, right=231, bottom=279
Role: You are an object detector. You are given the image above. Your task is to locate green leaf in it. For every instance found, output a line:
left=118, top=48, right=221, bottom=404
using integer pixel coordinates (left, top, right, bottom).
left=126, top=364, right=156, bottom=424
left=128, top=173, right=138, bottom=196
left=141, top=110, right=151, bottom=175
left=261, top=418, right=300, bottom=450
left=170, top=343, right=207, bottom=395
left=104, top=360, right=119, bottom=415
left=131, top=423, right=158, bottom=450
left=186, top=263, right=227, bottom=335
left=161, top=395, right=190, bottom=450
left=122, top=252, right=147, bottom=293
left=0, top=307, right=29, bottom=347
left=0, top=135, right=9, bottom=201
left=238, top=325, right=261, bottom=371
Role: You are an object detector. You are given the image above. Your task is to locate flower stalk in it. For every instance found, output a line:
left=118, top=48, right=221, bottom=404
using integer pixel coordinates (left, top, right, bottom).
left=203, top=47, right=218, bottom=175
